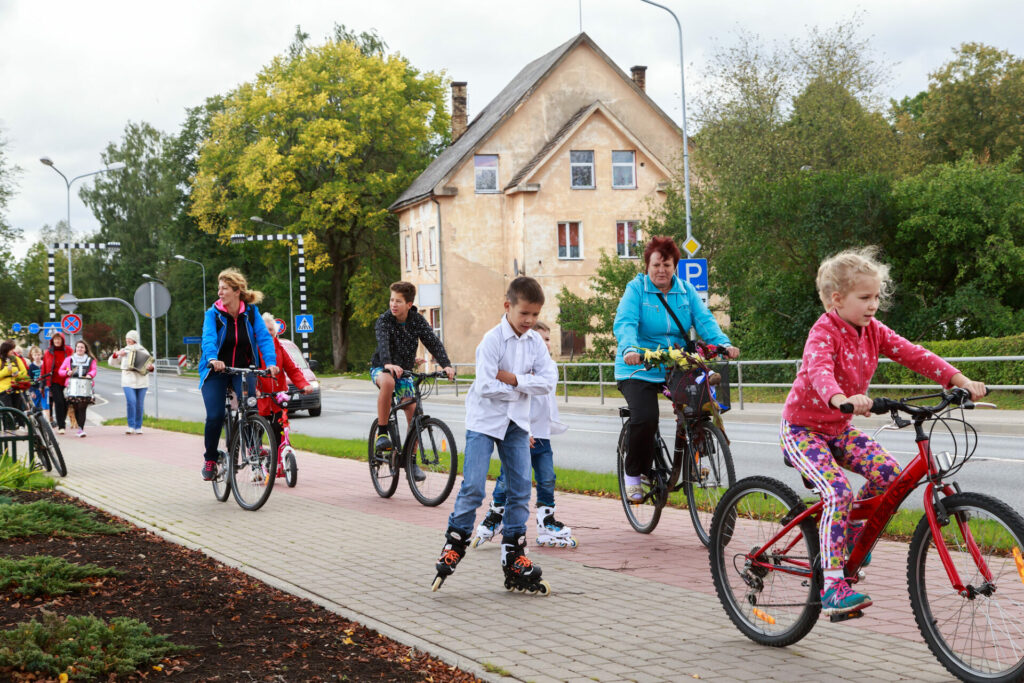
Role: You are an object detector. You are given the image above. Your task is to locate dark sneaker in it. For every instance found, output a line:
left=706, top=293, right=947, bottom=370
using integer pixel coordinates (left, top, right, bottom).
left=410, top=460, right=427, bottom=482
left=374, top=434, right=393, bottom=453
left=821, top=578, right=871, bottom=616
left=201, top=460, right=217, bottom=481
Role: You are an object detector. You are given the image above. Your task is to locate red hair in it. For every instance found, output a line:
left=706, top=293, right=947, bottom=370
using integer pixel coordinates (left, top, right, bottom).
left=643, top=236, right=682, bottom=269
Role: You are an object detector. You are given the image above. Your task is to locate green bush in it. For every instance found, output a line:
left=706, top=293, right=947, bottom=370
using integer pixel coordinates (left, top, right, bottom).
left=0, top=456, right=55, bottom=491
left=0, top=556, right=122, bottom=597
left=0, top=612, right=187, bottom=681
left=873, top=333, right=1024, bottom=386
left=0, top=501, right=126, bottom=541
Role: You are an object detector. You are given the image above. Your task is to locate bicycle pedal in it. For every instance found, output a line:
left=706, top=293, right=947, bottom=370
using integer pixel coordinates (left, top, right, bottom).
left=829, top=610, right=864, bottom=623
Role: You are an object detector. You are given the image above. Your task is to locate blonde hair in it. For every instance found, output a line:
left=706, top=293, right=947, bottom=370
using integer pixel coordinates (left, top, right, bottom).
left=218, top=268, right=264, bottom=305
left=534, top=321, right=550, bottom=333
left=816, top=246, right=892, bottom=311
left=28, top=345, right=43, bottom=361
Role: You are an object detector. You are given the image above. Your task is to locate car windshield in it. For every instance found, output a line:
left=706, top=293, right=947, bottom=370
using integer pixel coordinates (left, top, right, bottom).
left=284, top=343, right=308, bottom=370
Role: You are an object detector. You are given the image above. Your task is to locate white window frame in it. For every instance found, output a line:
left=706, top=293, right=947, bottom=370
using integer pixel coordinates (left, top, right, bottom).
left=616, top=220, right=642, bottom=259
left=474, top=155, right=499, bottom=193
left=416, top=232, right=424, bottom=269
left=428, top=226, right=437, bottom=266
left=557, top=221, right=583, bottom=260
left=404, top=235, right=411, bottom=271
left=612, top=150, right=636, bottom=189
left=570, top=150, right=595, bottom=189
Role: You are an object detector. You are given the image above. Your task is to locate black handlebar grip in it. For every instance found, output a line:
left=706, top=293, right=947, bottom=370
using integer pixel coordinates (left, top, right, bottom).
left=839, top=403, right=854, bottom=414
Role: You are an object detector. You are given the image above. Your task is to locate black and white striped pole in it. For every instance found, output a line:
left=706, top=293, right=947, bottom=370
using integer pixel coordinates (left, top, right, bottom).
left=233, top=219, right=309, bottom=360
left=46, top=241, right=121, bottom=321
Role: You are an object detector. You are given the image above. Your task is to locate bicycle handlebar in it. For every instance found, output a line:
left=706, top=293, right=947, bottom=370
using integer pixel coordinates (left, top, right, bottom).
left=208, top=361, right=273, bottom=378
left=839, top=387, right=981, bottom=416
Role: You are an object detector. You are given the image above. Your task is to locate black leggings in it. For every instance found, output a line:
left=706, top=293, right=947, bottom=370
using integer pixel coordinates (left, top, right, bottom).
left=70, top=401, right=88, bottom=430
left=618, top=379, right=666, bottom=477
left=51, top=384, right=67, bottom=429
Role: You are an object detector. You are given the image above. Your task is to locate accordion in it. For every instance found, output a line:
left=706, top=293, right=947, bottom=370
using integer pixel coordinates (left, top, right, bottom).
left=126, top=348, right=152, bottom=375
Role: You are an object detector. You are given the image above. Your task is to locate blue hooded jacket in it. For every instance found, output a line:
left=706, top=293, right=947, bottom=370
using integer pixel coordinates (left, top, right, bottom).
left=198, top=300, right=277, bottom=388
left=613, top=273, right=730, bottom=383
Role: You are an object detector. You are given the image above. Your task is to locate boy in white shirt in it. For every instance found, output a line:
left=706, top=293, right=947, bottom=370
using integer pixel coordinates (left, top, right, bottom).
left=472, top=321, right=575, bottom=548
left=432, top=277, right=557, bottom=595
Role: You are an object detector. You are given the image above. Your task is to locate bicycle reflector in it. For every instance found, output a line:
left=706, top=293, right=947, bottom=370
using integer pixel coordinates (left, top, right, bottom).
left=1013, top=547, right=1024, bottom=584
left=752, top=607, right=776, bottom=625
left=934, top=451, right=953, bottom=471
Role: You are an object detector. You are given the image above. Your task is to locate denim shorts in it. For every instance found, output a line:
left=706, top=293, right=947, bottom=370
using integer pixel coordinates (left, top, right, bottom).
left=370, top=367, right=415, bottom=400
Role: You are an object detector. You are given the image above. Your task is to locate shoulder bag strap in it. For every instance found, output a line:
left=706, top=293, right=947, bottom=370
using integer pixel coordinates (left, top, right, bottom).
left=655, top=291, right=689, bottom=339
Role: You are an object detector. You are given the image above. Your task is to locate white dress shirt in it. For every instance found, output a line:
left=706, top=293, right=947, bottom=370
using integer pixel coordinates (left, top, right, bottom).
left=465, top=316, right=558, bottom=439
left=530, top=390, right=568, bottom=440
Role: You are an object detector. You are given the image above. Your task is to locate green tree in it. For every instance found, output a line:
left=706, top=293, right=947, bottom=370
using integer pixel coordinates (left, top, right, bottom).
left=556, top=250, right=641, bottom=359
left=0, top=132, right=23, bottom=327
left=189, top=26, right=449, bottom=369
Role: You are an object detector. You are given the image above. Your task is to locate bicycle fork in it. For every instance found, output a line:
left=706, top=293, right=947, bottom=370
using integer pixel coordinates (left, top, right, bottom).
left=922, top=481, right=995, bottom=597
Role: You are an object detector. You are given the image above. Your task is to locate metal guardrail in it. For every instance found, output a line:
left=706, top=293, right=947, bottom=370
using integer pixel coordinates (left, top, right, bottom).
left=440, top=356, right=1024, bottom=409
left=153, top=358, right=183, bottom=376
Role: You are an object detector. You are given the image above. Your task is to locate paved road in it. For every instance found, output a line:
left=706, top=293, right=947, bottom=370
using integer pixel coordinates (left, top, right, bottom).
left=91, top=368, right=1024, bottom=511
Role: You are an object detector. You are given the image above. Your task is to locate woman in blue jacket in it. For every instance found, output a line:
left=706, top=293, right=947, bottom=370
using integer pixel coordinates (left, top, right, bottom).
left=199, top=268, right=278, bottom=481
left=613, top=236, right=740, bottom=502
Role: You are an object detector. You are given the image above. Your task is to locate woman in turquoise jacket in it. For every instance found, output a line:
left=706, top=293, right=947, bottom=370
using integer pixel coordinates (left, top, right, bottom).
left=613, top=236, right=740, bottom=502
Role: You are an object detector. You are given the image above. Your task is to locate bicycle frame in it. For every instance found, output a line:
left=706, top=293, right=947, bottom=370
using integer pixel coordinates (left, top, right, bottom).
left=386, top=373, right=439, bottom=456
left=746, top=410, right=989, bottom=595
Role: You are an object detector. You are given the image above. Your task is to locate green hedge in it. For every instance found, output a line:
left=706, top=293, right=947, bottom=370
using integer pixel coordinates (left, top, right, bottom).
left=873, top=334, right=1024, bottom=386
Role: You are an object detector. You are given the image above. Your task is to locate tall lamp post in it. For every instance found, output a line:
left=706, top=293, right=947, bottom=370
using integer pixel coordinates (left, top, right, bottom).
left=39, top=157, right=127, bottom=296
left=232, top=218, right=308, bottom=358
left=174, top=254, right=207, bottom=310
left=638, top=0, right=696, bottom=254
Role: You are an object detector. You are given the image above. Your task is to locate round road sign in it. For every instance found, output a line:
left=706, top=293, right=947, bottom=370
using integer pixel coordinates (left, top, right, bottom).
left=133, top=282, right=172, bottom=319
left=274, top=318, right=286, bottom=335
left=28, top=323, right=40, bottom=334
left=61, top=313, right=82, bottom=334
left=11, top=323, right=21, bottom=333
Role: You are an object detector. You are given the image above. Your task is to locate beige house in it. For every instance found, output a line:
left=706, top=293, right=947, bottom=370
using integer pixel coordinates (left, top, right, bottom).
left=388, top=33, right=685, bottom=363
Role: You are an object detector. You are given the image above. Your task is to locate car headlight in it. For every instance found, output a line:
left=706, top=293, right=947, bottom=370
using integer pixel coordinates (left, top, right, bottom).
left=308, top=381, right=319, bottom=390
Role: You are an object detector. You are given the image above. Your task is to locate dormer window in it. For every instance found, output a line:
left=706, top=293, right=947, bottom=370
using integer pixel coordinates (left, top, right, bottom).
left=570, top=150, right=595, bottom=189
left=475, top=155, right=499, bottom=193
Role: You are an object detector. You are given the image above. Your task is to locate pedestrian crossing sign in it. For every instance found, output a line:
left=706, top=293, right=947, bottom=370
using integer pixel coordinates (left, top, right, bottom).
left=295, top=314, right=314, bottom=334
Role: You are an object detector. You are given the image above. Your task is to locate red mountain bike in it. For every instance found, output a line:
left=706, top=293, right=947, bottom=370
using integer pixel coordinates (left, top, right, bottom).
left=709, top=388, right=1024, bottom=682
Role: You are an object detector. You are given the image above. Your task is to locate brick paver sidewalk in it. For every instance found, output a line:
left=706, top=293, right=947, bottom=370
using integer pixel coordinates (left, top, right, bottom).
left=56, top=426, right=954, bottom=682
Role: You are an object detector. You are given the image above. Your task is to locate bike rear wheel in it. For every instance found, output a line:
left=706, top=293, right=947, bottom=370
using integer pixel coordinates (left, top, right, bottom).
left=368, top=419, right=400, bottom=498
left=907, top=491, right=1024, bottom=683
left=37, top=418, right=65, bottom=477
left=617, top=423, right=666, bottom=534
left=406, top=418, right=458, bottom=507
left=228, top=415, right=277, bottom=511
left=709, top=476, right=821, bottom=647
left=29, top=415, right=53, bottom=473
left=684, top=422, right=736, bottom=547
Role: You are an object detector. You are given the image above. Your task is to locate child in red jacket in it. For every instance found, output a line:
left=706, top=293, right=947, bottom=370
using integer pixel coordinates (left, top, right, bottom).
left=257, top=314, right=312, bottom=447
left=780, top=247, right=986, bottom=617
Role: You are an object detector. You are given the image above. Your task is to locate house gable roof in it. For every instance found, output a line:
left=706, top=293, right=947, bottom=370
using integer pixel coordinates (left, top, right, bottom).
left=388, top=32, right=682, bottom=212
left=503, top=101, right=675, bottom=192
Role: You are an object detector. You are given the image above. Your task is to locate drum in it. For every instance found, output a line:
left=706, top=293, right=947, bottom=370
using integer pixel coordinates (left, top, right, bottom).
left=65, top=377, right=95, bottom=404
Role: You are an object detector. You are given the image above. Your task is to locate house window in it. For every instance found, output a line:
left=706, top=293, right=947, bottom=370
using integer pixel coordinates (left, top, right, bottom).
left=416, top=232, right=424, bottom=269
left=570, top=150, right=594, bottom=189
left=404, top=236, right=411, bottom=271
left=429, top=308, right=442, bottom=339
left=475, top=155, right=498, bottom=193
left=557, top=221, right=582, bottom=260
left=612, top=151, right=636, bottom=188
left=616, top=220, right=641, bottom=258
left=560, top=329, right=586, bottom=357
left=428, top=227, right=437, bottom=266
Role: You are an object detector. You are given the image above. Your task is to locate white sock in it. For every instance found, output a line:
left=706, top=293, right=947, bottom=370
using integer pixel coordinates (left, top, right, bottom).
left=824, top=569, right=844, bottom=586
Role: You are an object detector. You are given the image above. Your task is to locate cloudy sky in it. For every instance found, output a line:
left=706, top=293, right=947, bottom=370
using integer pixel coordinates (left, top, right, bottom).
left=2, top=0, right=1022, bottom=258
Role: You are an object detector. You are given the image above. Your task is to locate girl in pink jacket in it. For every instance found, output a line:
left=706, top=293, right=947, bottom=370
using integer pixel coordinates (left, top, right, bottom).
left=58, top=341, right=98, bottom=437
left=780, top=247, right=985, bottom=617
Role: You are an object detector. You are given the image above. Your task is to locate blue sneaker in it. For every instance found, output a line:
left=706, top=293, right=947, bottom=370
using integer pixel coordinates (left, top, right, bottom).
left=821, top=578, right=872, bottom=616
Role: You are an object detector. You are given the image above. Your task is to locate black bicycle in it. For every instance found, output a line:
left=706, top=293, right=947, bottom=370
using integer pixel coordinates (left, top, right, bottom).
left=9, top=381, right=66, bottom=477
left=208, top=365, right=278, bottom=511
left=368, top=370, right=458, bottom=506
left=616, top=342, right=735, bottom=545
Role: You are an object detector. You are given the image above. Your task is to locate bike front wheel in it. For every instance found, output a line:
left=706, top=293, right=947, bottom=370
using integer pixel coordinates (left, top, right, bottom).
left=684, top=422, right=736, bottom=547
left=29, top=416, right=53, bottom=472
left=709, top=476, right=821, bottom=647
left=38, top=419, right=66, bottom=477
left=368, top=419, right=400, bottom=498
left=907, top=491, right=1024, bottom=683
left=406, top=418, right=458, bottom=507
left=228, top=416, right=278, bottom=511
left=283, top=448, right=298, bottom=488
left=616, top=423, right=665, bottom=534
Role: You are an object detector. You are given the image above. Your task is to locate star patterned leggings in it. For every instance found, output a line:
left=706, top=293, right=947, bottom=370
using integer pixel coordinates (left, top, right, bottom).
left=780, top=420, right=902, bottom=570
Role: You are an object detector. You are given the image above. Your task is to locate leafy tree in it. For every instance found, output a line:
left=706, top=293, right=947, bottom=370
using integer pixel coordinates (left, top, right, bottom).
left=556, top=250, right=641, bottom=359
left=0, top=133, right=23, bottom=327
left=190, top=26, right=449, bottom=369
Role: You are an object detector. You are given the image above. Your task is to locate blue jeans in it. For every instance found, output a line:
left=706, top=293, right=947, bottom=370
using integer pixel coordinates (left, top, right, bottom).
left=123, top=387, right=147, bottom=430
left=492, top=438, right=555, bottom=509
left=200, top=372, right=252, bottom=460
left=448, top=423, right=532, bottom=537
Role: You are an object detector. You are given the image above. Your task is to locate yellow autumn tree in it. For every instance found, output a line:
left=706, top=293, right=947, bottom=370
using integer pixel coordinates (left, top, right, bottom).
left=190, top=26, right=449, bottom=369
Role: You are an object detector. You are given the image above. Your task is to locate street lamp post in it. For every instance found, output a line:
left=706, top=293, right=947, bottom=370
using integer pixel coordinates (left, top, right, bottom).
left=638, top=0, right=695, bottom=253
left=39, top=157, right=127, bottom=296
left=174, top=255, right=207, bottom=310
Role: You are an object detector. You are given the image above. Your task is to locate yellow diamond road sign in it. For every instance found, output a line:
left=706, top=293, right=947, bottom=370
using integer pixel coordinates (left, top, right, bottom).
left=683, top=237, right=701, bottom=256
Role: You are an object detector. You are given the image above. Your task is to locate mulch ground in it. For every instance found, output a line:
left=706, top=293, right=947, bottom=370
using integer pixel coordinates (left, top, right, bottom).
left=0, top=488, right=481, bottom=683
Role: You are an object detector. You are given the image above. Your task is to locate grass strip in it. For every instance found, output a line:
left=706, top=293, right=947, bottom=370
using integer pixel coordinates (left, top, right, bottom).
left=0, top=556, right=123, bottom=597
left=0, top=612, right=188, bottom=681
left=0, top=501, right=126, bottom=540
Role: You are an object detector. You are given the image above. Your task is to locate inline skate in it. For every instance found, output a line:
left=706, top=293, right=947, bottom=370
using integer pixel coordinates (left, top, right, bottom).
left=535, top=505, right=577, bottom=548
left=501, top=533, right=551, bottom=596
left=431, top=526, right=468, bottom=591
left=471, top=502, right=504, bottom=548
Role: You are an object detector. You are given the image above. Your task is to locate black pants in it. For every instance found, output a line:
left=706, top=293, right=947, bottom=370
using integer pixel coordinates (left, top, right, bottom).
left=0, top=392, right=14, bottom=431
left=51, top=384, right=67, bottom=430
left=618, top=379, right=666, bottom=477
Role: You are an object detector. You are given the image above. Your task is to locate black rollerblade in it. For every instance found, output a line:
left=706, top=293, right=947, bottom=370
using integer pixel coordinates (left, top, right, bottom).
left=431, top=526, right=468, bottom=591
left=501, top=533, right=551, bottom=596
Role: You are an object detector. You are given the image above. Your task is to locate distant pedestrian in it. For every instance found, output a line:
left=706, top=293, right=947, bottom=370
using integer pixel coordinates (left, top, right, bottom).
left=108, top=330, right=154, bottom=435
left=26, top=345, right=51, bottom=425
left=42, top=333, right=70, bottom=434
left=58, top=340, right=97, bottom=438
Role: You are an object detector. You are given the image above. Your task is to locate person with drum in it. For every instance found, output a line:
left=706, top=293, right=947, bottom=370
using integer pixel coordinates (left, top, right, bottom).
left=42, top=333, right=70, bottom=434
left=58, top=340, right=97, bottom=438
left=108, top=330, right=154, bottom=435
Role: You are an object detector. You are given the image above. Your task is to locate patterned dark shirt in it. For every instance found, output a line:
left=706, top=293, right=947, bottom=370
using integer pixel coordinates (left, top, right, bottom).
left=370, top=308, right=451, bottom=370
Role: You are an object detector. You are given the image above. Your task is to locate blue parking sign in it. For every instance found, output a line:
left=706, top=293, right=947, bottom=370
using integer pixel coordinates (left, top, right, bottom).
left=678, top=258, right=708, bottom=292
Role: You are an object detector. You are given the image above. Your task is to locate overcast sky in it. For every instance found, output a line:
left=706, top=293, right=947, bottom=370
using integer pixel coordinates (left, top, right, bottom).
left=2, top=0, right=1022, bottom=258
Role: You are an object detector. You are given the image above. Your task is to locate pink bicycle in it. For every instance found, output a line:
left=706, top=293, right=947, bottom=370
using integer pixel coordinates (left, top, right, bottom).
left=271, top=392, right=299, bottom=488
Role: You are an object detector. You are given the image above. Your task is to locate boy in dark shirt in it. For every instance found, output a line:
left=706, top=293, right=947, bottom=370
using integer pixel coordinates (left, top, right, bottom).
left=370, top=282, right=455, bottom=480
